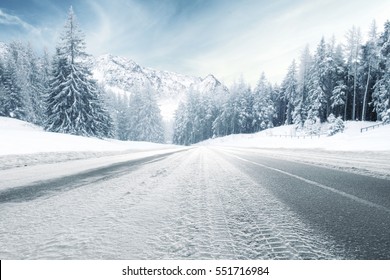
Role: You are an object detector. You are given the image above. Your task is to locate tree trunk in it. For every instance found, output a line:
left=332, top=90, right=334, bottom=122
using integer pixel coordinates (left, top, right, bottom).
left=352, top=70, right=357, bottom=121
left=362, top=65, right=371, bottom=121
left=344, top=76, right=349, bottom=121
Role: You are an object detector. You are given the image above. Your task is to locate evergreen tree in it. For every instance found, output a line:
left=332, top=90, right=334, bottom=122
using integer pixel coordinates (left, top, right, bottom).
left=307, top=37, right=330, bottom=123
left=127, top=85, right=164, bottom=143
left=0, top=60, right=5, bottom=116
left=1, top=56, right=24, bottom=119
left=293, top=45, right=311, bottom=128
left=280, top=60, right=298, bottom=125
left=345, top=26, right=362, bottom=120
left=46, top=7, right=112, bottom=137
left=115, top=94, right=131, bottom=140
left=253, top=73, right=275, bottom=131
left=173, top=101, right=190, bottom=145
left=25, top=43, right=46, bottom=125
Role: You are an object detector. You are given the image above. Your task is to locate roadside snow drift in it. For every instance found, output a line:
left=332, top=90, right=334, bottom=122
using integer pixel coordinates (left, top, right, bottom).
left=0, top=117, right=174, bottom=156
left=199, top=121, right=390, bottom=151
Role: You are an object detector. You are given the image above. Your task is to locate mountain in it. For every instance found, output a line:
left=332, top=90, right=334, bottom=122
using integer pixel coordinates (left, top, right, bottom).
left=90, top=54, right=228, bottom=120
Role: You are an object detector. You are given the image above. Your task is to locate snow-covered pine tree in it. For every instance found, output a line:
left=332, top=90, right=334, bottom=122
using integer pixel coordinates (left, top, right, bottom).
left=235, top=79, right=254, bottom=134
left=127, top=85, right=164, bottom=143
left=1, top=56, right=24, bottom=119
left=306, top=37, right=329, bottom=123
left=25, top=43, right=46, bottom=125
left=95, top=85, right=114, bottom=138
left=293, top=46, right=312, bottom=128
left=173, top=101, right=187, bottom=145
left=330, top=80, right=347, bottom=117
left=46, top=7, right=112, bottom=137
left=327, top=113, right=345, bottom=136
left=0, top=59, right=5, bottom=116
left=345, top=26, right=362, bottom=120
left=115, top=94, right=131, bottom=140
left=252, top=73, right=274, bottom=131
left=328, top=44, right=347, bottom=118
left=280, top=60, right=298, bottom=125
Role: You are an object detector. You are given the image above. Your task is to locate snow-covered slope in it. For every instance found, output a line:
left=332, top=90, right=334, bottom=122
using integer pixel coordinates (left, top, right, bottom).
left=199, top=121, right=390, bottom=152
left=0, top=117, right=179, bottom=169
left=90, top=54, right=228, bottom=120
left=92, top=54, right=199, bottom=98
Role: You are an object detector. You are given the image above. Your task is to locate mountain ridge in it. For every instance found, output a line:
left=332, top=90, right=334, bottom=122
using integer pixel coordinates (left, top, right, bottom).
left=90, top=53, right=228, bottom=120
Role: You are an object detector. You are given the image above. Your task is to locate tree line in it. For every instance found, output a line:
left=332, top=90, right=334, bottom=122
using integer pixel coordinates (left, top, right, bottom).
left=173, top=20, right=390, bottom=145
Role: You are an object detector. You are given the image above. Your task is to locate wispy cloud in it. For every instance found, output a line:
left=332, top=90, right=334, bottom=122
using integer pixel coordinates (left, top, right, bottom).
left=0, top=8, right=39, bottom=34
left=1, top=0, right=390, bottom=85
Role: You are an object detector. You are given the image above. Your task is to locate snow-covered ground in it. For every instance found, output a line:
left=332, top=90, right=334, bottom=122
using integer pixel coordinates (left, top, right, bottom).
left=199, top=121, right=390, bottom=151
left=0, top=117, right=179, bottom=170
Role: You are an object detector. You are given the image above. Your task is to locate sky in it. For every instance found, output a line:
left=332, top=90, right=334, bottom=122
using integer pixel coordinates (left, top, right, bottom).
left=0, top=0, right=389, bottom=86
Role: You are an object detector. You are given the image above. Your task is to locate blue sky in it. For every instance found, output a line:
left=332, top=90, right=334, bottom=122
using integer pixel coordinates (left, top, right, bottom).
left=1, top=0, right=389, bottom=85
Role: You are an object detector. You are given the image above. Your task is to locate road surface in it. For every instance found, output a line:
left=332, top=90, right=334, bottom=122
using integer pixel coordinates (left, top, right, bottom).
left=0, top=147, right=389, bottom=259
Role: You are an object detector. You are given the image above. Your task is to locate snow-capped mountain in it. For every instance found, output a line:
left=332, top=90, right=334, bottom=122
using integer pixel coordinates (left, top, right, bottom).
left=91, top=54, right=200, bottom=98
left=90, top=54, right=228, bottom=120
left=193, top=74, right=228, bottom=94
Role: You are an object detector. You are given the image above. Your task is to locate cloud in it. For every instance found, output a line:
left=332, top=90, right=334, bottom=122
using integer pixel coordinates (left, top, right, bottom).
left=0, top=8, right=40, bottom=34
left=1, top=0, right=389, bottom=86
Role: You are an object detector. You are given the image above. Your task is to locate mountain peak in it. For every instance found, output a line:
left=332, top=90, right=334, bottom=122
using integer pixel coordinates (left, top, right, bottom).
left=90, top=53, right=227, bottom=120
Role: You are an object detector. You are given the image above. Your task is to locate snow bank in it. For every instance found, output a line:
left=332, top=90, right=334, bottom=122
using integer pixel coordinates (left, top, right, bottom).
left=0, top=117, right=182, bottom=169
left=199, top=121, right=390, bottom=151
left=0, top=117, right=176, bottom=156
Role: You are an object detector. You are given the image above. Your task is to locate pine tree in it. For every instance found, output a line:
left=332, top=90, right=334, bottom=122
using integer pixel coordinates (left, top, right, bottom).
left=280, top=60, right=298, bottom=125
left=327, top=113, right=345, bottom=136
left=0, top=60, right=5, bottom=116
left=127, top=85, right=164, bottom=143
left=115, top=94, right=131, bottom=140
left=307, top=37, right=330, bottom=123
left=253, top=73, right=275, bottom=131
left=293, top=45, right=311, bottom=128
left=1, top=56, right=24, bottom=119
left=345, top=26, right=362, bottom=120
left=46, top=7, right=112, bottom=137
left=173, top=101, right=190, bottom=145
left=25, top=43, right=46, bottom=125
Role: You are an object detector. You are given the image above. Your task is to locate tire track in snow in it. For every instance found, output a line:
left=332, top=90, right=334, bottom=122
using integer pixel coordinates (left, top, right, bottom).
left=144, top=147, right=345, bottom=259
left=202, top=148, right=344, bottom=259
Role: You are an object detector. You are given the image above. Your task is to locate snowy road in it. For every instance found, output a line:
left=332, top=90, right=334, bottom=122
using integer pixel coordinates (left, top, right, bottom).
left=0, top=147, right=389, bottom=259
